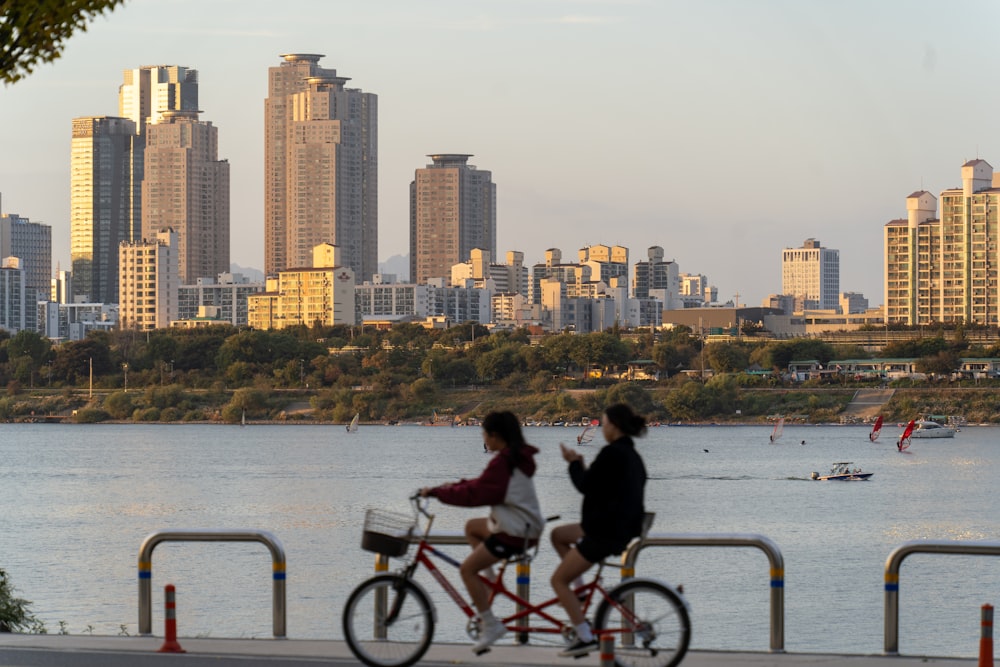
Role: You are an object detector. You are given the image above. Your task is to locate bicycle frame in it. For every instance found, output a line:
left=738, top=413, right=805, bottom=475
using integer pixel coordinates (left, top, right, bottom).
left=385, top=495, right=653, bottom=645
left=397, top=535, right=636, bottom=641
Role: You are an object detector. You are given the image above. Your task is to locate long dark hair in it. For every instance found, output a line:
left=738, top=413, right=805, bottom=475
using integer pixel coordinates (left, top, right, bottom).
left=482, top=411, right=528, bottom=464
left=604, top=403, right=647, bottom=438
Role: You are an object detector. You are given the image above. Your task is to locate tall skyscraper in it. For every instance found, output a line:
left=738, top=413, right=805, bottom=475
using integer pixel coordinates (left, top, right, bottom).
left=781, top=238, right=840, bottom=311
left=70, top=116, right=139, bottom=303
left=264, top=54, right=378, bottom=281
left=142, top=110, right=230, bottom=284
left=118, top=65, right=200, bottom=249
left=885, top=159, right=1000, bottom=325
left=0, top=213, right=52, bottom=309
left=410, top=154, right=496, bottom=285
left=120, top=66, right=199, bottom=133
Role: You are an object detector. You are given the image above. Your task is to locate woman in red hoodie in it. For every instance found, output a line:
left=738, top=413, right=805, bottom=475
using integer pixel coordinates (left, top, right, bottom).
left=420, top=411, right=543, bottom=654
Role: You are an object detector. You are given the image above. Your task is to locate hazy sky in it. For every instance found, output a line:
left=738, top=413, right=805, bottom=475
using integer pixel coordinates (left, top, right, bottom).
left=2, top=0, right=999, bottom=307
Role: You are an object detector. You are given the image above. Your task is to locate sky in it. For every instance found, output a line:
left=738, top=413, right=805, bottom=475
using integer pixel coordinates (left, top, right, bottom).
left=3, top=0, right=1000, bottom=307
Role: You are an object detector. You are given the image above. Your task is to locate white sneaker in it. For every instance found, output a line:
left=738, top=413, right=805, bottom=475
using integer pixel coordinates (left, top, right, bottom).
left=473, top=616, right=508, bottom=654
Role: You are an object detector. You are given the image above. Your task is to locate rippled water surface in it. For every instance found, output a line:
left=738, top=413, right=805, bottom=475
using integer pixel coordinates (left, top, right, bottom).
left=1, top=421, right=996, bottom=656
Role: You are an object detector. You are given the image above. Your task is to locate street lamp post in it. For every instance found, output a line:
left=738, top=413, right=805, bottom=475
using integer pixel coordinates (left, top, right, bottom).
left=123, top=363, right=129, bottom=393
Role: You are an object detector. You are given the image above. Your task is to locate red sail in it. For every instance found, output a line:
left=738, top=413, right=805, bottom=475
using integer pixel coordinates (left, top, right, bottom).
left=869, top=415, right=884, bottom=442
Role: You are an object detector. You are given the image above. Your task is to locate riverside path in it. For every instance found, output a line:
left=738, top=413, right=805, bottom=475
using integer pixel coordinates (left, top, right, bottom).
left=0, top=635, right=979, bottom=667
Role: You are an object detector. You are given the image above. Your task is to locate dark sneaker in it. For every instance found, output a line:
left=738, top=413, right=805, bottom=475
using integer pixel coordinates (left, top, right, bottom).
left=558, top=637, right=598, bottom=658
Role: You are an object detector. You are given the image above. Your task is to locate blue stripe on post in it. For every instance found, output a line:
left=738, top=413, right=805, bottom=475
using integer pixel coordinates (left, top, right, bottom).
left=770, top=579, right=784, bottom=588
left=273, top=572, right=286, bottom=580
left=139, top=570, right=151, bottom=579
left=516, top=575, right=530, bottom=585
left=885, top=583, right=898, bottom=592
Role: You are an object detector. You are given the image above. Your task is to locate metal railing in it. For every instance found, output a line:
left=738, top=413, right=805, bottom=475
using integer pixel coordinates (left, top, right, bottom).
left=137, top=529, right=287, bottom=638
left=884, top=539, right=1000, bottom=655
left=621, top=532, right=785, bottom=653
left=376, top=530, right=784, bottom=651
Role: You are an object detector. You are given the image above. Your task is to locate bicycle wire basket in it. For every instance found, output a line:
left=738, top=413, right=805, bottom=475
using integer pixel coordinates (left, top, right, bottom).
left=361, top=508, right=416, bottom=558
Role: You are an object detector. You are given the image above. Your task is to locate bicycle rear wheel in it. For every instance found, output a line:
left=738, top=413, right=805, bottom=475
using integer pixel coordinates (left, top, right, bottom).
left=593, top=578, right=690, bottom=667
left=342, top=574, right=435, bottom=667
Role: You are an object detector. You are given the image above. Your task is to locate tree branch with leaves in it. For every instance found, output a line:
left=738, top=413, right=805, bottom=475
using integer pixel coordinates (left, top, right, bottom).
left=1, top=0, right=127, bottom=85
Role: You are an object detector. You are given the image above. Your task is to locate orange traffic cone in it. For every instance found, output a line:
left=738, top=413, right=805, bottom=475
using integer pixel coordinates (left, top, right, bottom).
left=158, top=584, right=186, bottom=653
left=980, top=604, right=993, bottom=667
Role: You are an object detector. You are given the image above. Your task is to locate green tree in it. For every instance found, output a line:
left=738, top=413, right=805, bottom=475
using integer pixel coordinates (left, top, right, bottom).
left=0, top=568, right=42, bottom=632
left=705, top=342, right=749, bottom=374
left=1, top=0, right=128, bottom=84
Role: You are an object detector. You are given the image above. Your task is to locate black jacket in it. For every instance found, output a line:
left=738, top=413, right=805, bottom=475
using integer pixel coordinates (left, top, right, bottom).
left=568, top=436, right=647, bottom=548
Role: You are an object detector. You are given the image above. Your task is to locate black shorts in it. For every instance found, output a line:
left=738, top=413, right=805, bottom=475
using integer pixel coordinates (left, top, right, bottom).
left=576, top=535, right=629, bottom=564
left=484, top=533, right=537, bottom=559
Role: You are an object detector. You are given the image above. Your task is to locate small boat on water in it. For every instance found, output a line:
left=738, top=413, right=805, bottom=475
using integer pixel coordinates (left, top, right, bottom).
left=811, top=462, right=873, bottom=481
left=908, top=419, right=956, bottom=439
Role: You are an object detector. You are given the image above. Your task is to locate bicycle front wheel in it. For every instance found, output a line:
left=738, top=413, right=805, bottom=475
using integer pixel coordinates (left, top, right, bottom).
left=342, top=574, right=435, bottom=667
left=594, top=579, right=691, bottom=667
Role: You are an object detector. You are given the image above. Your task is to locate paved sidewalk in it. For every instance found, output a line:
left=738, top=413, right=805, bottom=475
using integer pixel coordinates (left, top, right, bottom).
left=0, top=634, right=979, bottom=666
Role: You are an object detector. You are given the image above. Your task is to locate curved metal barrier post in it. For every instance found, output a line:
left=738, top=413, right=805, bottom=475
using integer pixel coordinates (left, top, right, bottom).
left=884, top=539, right=1000, bottom=655
left=138, top=529, right=287, bottom=637
left=621, top=532, right=785, bottom=653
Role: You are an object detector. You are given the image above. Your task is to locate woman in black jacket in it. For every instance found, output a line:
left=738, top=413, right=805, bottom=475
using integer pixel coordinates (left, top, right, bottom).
left=550, top=403, right=648, bottom=657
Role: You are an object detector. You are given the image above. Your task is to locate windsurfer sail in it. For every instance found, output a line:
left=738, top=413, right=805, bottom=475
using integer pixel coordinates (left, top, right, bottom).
left=869, top=415, right=883, bottom=442
left=347, top=413, right=360, bottom=433
left=769, top=416, right=784, bottom=443
left=577, top=418, right=600, bottom=445
left=897, top=419, right=915, bottom=451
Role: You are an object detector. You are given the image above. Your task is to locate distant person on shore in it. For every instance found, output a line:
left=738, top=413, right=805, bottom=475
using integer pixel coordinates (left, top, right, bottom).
left=550, top=403, right=648, bottom=658
left=419, top=411, right=544, bottom=655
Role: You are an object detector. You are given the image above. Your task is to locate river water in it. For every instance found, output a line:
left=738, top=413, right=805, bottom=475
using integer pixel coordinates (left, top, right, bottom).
left=1, top=421, right=996, bottom=657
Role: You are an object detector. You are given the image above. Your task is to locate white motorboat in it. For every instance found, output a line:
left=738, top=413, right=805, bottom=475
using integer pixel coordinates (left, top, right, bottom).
left=908, top=420, right=956, bottom=439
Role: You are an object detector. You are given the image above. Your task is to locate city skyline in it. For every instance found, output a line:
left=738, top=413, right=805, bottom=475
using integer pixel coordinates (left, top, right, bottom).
left=3, top=1, right=1000, bottom=307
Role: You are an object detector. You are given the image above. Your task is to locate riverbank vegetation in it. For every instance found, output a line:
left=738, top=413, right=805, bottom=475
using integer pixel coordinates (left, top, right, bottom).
left=0, top=323, right=997, bottom=424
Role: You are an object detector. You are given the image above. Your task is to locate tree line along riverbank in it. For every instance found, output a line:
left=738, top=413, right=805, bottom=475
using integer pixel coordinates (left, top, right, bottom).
left=1, top=323, right=999, bottom=425
left=3, top=384, right=998, bottom=426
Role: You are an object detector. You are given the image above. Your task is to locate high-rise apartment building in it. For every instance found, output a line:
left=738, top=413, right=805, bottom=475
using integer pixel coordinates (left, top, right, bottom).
left=142, top=110, right=230, bottom=284
left=117, top=66, right=201, bottom=259
left=247, top=243, right=356, bottom=330
left=264, top=54, right=378, bottom=281
left=118, top=229, right=178, bottom=330
left=0, top=258, right=26, bottom=333
left=70, top=116, right=140, bottom=303
left=120, top=66, right=199, bottom=133
left=885, top=159, right=1000, bottom=325
left=579, top=245, right=628, bottom=286
left=0, top=213, right=52, bottom=309
left=781, top=238, right=840, bottom=311
left=450, top=249, right=527, bottom=295
left=410, top=154, right=496, bottom=286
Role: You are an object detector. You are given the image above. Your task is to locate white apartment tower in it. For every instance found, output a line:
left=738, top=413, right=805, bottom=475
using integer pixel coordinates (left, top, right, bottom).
left=781, top=238, right=840, bottom=311
left=410, top=154, right=496, bottom=286
left=264, top=54, right=378, bottom=281
left=885, top=159, right=1000, bottom=325
left=120, top=65, right=199, bottom=133
left=119, top=229, right=178, bottom=330
left=579, top=245, right=628, bottom=287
